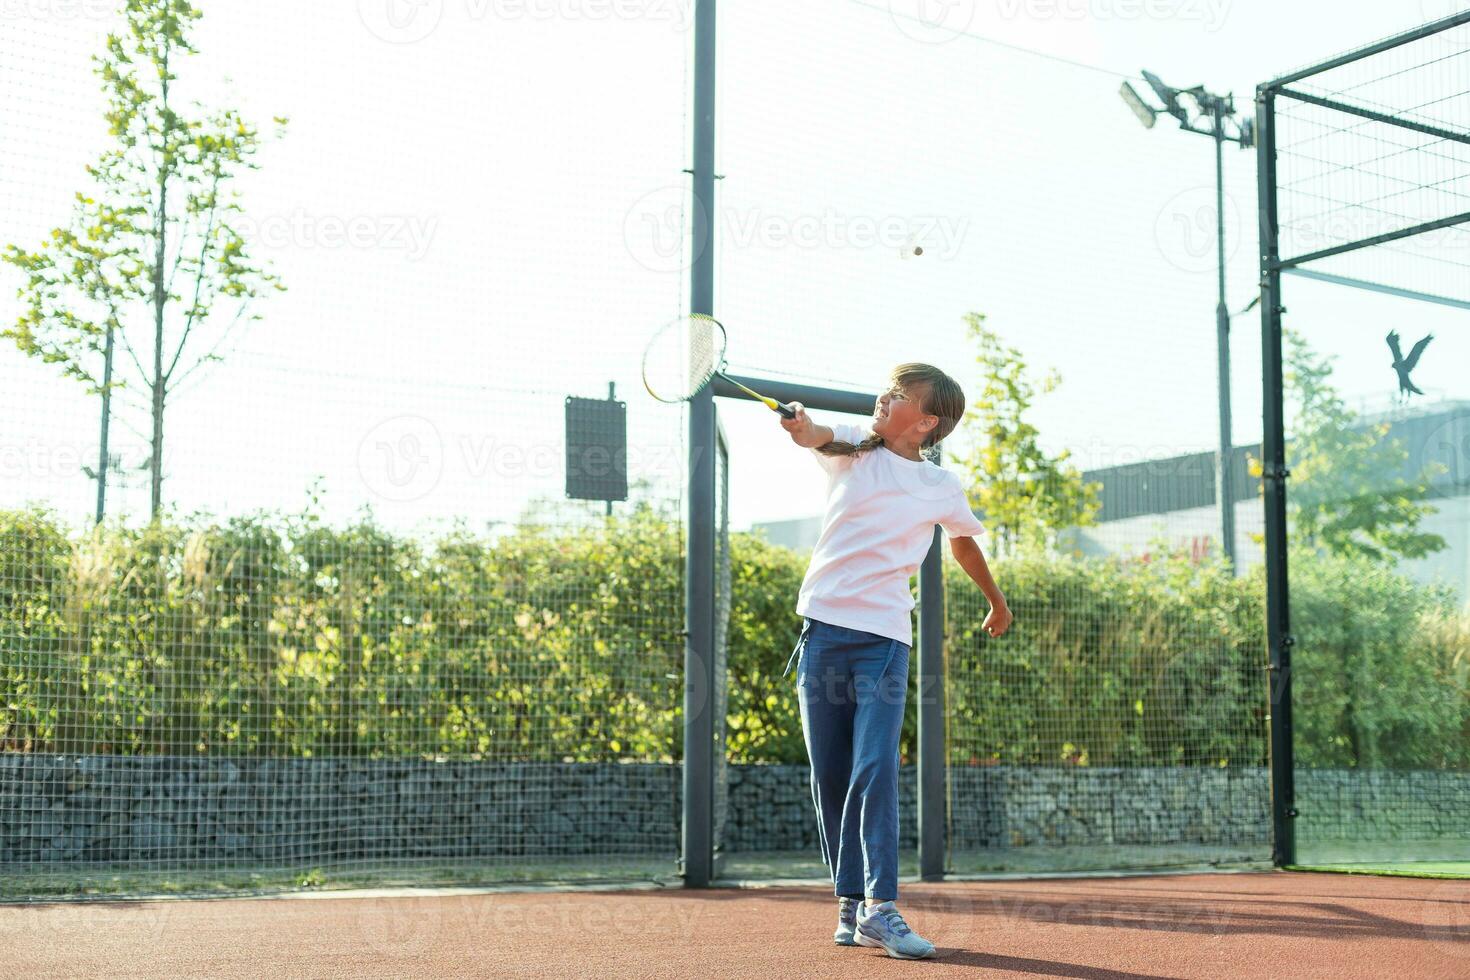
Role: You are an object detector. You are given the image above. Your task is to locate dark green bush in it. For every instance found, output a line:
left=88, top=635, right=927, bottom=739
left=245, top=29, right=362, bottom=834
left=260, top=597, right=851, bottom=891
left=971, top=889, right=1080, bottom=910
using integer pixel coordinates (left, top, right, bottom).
left=1287, top=543, right=1470, bottom=769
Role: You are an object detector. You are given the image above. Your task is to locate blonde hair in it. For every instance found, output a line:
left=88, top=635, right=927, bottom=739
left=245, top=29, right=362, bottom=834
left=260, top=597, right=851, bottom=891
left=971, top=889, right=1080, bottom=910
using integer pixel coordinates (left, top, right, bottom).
left=815, top=363, right=965, bottom=462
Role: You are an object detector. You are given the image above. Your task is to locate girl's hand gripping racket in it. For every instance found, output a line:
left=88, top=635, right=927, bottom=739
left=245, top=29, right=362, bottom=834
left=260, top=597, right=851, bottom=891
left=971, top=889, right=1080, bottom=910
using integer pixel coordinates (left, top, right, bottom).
left=641, top=314, right=796, bottom=418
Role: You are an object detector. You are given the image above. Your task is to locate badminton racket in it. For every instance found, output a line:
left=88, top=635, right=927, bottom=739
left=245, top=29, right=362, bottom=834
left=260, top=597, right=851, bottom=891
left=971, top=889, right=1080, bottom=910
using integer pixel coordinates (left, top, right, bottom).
left=641, top=313, right=795, bottom=418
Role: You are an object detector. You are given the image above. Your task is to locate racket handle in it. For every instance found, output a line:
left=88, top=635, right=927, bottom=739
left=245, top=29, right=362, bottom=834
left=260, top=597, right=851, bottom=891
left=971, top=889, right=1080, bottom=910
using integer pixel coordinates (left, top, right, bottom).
left=717, top=370, right=795, bottom=418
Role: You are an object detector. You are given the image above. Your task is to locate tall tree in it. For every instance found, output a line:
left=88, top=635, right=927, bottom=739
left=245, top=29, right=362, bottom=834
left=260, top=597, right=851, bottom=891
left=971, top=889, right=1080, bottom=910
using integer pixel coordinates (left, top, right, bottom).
left=1248, top=326, right=1446, bottom=564
left=951, top=312, right=1101, bottom=557
left=3, top=0, right=285, bottom=520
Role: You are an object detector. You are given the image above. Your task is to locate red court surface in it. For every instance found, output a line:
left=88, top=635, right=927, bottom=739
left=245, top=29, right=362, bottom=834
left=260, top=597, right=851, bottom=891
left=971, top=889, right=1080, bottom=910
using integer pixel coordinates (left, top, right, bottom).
left=2, top=871, right=1467, bottom=978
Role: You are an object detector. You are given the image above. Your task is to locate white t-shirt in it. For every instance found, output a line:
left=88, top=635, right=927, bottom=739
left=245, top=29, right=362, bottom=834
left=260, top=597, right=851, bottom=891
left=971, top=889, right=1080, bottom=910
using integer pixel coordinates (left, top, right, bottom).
left=795, top=422, right=987, bottom=648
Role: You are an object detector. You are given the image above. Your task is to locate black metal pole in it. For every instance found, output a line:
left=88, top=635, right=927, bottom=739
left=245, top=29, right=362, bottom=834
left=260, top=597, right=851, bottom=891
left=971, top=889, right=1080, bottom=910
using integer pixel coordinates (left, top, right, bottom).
left=712, top=374, right=877, bottom=417
left=94, top=322, right=115, bottom=525
left=917, top=524, right=945, bottom=880
left=606, top=381, right=615, bottom=517
left=681, top=0, right=718, bottom=890
left=1214, top=102, right=1236, bottom=572
left=1256, top=84, right=1296, bottom=867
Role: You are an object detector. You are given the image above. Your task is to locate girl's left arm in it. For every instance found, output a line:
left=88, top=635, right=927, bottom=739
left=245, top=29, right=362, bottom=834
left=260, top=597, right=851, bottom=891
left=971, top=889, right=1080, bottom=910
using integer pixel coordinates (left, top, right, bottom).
left=949, top=536, right=1013, bottom=637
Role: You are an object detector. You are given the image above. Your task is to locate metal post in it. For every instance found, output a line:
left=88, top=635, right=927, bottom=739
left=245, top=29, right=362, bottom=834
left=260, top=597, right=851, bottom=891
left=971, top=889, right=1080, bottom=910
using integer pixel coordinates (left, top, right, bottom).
left=1256, top=85, right=1296, bottom=867
left=916, top=524, right=945, bottom=880
left=681, top=0, right=717, bottom=889
left=94, top=323, right=114, bottom=525
left=606, top=381, right=616, bottom=517
left=1214, top=102, right=1237, bottom=573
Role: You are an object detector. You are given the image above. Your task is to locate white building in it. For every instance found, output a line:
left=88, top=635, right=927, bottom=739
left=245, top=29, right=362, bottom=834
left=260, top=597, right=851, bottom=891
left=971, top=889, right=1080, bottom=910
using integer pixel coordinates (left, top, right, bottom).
left=753, top=402, right=1470, bottom=605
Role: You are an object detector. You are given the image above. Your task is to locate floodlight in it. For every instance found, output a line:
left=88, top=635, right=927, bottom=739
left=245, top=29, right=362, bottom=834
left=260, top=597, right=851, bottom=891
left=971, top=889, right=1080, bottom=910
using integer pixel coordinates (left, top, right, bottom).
left=1119, top=81, right=1157, bottom=129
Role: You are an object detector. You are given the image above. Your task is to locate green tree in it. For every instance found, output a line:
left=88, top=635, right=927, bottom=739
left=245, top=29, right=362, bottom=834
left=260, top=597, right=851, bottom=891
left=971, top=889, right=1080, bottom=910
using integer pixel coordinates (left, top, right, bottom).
left=950, top=312, right=1101, bottom=557
left=2, top=0, right=286, bottom=520
left=1247, top=327, right=1446, bottom=564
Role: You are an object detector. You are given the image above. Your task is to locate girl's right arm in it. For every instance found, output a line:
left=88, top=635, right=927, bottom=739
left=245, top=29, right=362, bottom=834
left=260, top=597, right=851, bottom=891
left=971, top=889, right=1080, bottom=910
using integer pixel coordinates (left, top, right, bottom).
left=779, top=402, right=833, bottom=449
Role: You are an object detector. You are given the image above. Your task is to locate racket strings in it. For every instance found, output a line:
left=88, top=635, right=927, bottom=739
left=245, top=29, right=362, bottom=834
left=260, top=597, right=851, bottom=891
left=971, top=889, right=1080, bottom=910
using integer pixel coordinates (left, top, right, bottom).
left=643, top=314, right=723, bottom=402
left=687, top=314, right=717, bottom=387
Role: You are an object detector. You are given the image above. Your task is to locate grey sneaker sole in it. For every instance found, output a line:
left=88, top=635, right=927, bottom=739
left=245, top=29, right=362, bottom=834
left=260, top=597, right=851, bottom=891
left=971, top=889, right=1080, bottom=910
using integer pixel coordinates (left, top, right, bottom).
left=834, top=932, right=858, bottom=946
left=855, top=929, right=935, bottom=959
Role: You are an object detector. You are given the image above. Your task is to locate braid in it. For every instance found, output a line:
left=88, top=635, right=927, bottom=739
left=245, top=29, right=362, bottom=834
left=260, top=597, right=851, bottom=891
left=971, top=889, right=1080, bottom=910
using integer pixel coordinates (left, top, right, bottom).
left=814, top=431, right=885, bottom=459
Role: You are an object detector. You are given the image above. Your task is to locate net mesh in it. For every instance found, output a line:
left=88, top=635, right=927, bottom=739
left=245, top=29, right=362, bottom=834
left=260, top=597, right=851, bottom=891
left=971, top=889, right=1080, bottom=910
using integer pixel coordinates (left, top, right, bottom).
left=8, top=0, right=1465, bottom=901
left=1267, top=17, right=1470, bottom=871
left=1274, top=21, right=1470, bottom=306
left=0, top=3, right=691, bottom=897
left=713, top=0, right=1271, bottom=877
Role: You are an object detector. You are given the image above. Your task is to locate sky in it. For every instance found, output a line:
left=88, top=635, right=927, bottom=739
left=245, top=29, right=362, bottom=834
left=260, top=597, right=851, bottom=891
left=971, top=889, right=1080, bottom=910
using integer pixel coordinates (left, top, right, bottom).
left=1, top=0, right=1466, bottom=538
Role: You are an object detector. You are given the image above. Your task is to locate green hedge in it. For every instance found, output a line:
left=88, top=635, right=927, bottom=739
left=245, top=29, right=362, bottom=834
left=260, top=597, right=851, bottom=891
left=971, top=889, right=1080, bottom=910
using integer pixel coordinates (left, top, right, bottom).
left=944, top=547, right=1267, bottom=767
left=0, top=506, right=685, bottom=761
left=1, top=508, right=1466, bottom=769
left=1287, top=545, right=1470, bottom=769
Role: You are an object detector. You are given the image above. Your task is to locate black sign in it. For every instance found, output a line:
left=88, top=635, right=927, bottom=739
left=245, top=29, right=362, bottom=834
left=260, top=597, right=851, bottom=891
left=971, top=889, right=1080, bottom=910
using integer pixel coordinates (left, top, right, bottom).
left=565, top=396, right=628, bottom=502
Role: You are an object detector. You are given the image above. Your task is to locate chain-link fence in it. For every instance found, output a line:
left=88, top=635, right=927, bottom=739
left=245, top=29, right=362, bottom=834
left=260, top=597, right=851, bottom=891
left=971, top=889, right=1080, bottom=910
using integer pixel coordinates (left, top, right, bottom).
left=1260, top=11, right=1470, bottom=872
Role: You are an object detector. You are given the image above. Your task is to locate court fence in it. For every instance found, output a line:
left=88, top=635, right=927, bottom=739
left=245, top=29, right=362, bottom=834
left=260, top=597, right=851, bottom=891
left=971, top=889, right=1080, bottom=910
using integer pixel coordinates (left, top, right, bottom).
left=1256, top=10, right=1470, bottom=868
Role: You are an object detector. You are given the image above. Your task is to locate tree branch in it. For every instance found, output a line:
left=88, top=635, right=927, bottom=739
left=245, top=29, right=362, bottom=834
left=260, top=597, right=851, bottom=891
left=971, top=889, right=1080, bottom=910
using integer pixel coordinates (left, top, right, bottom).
left=110, top=300, right=152, bottom=383
left=168, top=298, right=251, bottom=393
left=164, top=167, right=223, bottom=385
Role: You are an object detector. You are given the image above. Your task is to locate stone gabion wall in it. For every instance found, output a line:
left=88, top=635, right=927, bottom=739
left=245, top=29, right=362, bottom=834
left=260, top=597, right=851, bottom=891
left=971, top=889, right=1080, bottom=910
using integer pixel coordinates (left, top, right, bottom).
left=723, top=762, right=919, bottom=851
left=2, top=754, right=1465, bottom=867
left=1293, top=768, right=1470, bottom=843
left=949, top=766, right=1274, bottom=848
left=0, top=755, right=681, bottom=864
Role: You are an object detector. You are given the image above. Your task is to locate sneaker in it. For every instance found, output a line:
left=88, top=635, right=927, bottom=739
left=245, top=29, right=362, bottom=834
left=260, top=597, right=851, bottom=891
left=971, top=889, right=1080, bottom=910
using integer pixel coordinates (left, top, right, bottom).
left=834, top=897, right=860, bottom=946
left=855, top=900, right=936, bottom=960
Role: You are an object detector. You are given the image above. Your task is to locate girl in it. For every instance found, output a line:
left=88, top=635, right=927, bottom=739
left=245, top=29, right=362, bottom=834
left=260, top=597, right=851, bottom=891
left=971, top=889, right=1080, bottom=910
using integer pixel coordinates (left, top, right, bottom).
left=778, top=362, right=1012, bottom=960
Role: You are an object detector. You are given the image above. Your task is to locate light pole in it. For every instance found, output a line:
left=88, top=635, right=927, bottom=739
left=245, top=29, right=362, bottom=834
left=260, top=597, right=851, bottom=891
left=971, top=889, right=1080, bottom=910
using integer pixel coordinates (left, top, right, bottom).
left=1121, top=72, right=1253, bottom=573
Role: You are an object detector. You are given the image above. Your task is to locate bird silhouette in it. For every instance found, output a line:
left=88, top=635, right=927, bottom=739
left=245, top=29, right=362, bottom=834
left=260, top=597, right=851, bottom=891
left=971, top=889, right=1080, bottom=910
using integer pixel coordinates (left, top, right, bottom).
left=1386, top=330, right=1433, bottom=398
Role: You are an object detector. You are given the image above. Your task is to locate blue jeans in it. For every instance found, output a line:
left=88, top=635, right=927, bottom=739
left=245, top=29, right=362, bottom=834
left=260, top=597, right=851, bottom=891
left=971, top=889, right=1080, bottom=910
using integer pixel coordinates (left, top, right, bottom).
left=786, top=616, right=910, bottom=902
